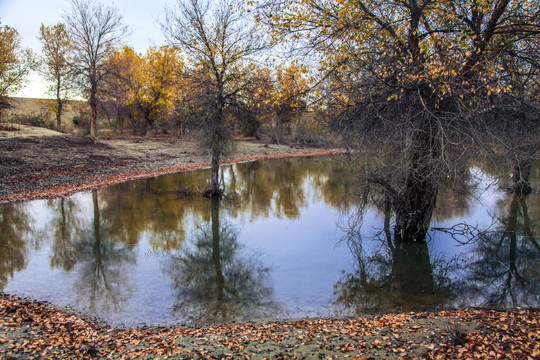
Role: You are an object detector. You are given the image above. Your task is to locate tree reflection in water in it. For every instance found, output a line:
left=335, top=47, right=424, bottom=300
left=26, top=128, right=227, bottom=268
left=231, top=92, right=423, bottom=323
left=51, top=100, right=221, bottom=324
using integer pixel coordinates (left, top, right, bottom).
left=48, top=198, right=79, bottom=271
left=334, top=202, right=460, bottom=313
left=455, top=193, right=540, bottom=308
left=335, top=190, right=540, bottom=313
left=0, top=203, right=32, bottom=290
left=71, top=191, right=136, bottom=314
left=166, top=197, right=279, bottom=324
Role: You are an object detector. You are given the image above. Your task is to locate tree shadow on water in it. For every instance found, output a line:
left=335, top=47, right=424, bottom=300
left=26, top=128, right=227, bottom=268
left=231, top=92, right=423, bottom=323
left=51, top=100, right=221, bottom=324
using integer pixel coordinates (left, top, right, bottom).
left=453, top=193, right=540, bottom=309
left=70, top=191, right=136, bottom=315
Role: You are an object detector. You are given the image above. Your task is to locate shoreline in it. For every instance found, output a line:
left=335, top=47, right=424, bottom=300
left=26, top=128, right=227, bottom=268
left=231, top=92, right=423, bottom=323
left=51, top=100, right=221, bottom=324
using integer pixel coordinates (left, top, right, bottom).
left=1, top=128, right=538, bottom=358
left=1, top=293, right=538, bottom=359
left=0, top=149, right=346, bottom=203
left=1, top=125, right=346, bottom=203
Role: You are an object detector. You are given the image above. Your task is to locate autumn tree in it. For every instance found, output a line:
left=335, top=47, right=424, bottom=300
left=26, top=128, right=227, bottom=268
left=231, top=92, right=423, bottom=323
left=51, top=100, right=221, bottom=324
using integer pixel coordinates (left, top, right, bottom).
left=162, top=0, right=268, bottom=196
left=271, top=63, right=310, bottom=143
left=0, top=21, right=35, bottom=121
left=266, top=0, right=540, bottom=242
left=100, top=46, right=141, bottom=134
left=63, top=0, right=128, bottom=139
left=130, top=46, right=184, bottom=137
left=231, top=65, right=274, bottom=139
left=38, top=23, right=75, bottom=130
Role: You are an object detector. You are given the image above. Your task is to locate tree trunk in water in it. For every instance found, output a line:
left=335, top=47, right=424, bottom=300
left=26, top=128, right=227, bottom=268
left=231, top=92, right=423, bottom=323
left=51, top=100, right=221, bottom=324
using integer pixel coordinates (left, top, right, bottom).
left=393, top=172, right=438, bottom=242
left=210, top=142, right=221, bottom=196
left=512, top=157, right=534, bottom=195
left=206, top=93, right=225, bottom=197
left=393, top=119, right=439, bottom=243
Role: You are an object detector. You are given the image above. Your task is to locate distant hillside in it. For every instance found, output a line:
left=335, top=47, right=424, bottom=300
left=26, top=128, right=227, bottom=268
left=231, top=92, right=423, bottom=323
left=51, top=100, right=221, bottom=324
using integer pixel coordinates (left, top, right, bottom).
left=3, top=97, right=88, bottom=132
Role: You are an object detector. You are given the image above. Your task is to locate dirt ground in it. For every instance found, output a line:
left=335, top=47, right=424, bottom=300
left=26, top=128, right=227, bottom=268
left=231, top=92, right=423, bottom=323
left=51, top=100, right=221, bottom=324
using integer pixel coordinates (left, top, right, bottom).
left=0, top=125, right=343, bottom=203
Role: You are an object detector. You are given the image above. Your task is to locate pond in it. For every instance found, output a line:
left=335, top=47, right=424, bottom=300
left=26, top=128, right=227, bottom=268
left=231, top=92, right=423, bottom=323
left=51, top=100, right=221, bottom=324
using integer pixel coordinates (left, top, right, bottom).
left=0, top=156, right=538, bottom=327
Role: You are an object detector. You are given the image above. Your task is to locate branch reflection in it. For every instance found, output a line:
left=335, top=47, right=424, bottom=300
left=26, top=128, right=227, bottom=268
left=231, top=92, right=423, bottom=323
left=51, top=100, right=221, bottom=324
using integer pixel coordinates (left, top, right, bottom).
left=166, top=197, right=281, bottom=324
left=71, top=191, right=136, bottom=314
left=335, top=190, right=540, bottom=313
left=455, top=193, right=540, bottom=308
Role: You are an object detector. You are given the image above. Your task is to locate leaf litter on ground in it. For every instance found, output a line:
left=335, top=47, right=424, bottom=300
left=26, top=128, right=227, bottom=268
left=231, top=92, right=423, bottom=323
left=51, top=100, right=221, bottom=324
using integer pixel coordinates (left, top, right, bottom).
left=0, top=294, right=538, bottom=359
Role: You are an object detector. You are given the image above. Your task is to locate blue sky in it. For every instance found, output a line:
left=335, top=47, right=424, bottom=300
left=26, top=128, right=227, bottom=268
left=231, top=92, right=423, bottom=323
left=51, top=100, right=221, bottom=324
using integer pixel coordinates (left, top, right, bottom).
left=0, top=0, right=175, bottom=98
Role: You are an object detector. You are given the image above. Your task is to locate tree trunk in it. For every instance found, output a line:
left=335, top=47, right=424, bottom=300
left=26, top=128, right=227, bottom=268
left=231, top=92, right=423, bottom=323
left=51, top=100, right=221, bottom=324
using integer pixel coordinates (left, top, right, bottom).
left=512, top=157, right=534, bottom=195
left=248, top=112, right=261, bottom=140
left=393, top=116, right=440, bottom=243
left=56, top=79, right=63, bottom=130
left=210, top=141, right=221, bottom=196
left=206, top=93, right=225, bottom=197
left=393, top=174, right=438, bottom=242
left=56, top=99, right=63, bottom=130
left=90, top=85, right=98, bottom=139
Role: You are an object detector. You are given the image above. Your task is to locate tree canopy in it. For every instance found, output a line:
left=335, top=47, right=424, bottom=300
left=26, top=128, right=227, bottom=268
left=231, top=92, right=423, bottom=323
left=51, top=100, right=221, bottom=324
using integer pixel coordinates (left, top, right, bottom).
left=0, top=21, right=35, bottom=120
left=263, top=0, right=540, bottom=241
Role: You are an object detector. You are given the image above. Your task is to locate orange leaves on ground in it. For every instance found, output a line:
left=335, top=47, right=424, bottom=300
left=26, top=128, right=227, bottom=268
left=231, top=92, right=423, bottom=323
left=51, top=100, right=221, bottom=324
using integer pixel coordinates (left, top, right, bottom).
left=1, top=294, right=538, bottom=359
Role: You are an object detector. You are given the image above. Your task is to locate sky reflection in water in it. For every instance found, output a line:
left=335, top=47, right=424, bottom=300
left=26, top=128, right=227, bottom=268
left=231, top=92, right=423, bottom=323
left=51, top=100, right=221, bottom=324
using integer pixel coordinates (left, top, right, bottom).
left=0, top=157, right=538, bottom=327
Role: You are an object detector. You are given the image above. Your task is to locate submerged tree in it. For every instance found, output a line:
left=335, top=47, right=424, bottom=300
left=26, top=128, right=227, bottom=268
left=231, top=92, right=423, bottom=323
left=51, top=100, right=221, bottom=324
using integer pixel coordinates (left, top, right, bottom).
left=63, top=0, right=128, bottom=139
left=38, top=23, right=75, bottom=130
left=162, top=0, right=268, bottom=196
left=265, top=0, right=540, bottom=242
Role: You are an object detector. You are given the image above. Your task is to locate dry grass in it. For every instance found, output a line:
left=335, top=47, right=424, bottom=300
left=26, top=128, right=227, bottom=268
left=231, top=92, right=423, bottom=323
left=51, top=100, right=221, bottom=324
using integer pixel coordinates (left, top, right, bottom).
left=2, top=97, right=87, bottom=134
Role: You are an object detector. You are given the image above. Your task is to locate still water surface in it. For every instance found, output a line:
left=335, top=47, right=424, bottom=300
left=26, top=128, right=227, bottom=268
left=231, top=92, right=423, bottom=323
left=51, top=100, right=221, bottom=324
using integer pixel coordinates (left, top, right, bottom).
left=0, top=156, right=538, bottom=327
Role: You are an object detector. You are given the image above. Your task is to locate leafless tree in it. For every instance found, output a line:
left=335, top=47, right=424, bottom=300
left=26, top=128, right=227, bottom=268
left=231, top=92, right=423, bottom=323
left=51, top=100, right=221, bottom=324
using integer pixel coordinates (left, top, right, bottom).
left=161, top=0, right=268, bottom=196
left=63, top=0, right=129, bottom=139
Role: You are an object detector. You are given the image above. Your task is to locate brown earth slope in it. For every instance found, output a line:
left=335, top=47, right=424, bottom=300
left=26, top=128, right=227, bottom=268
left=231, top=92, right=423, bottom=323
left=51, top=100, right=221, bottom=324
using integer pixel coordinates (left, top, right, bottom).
left=0, top=125, right=344, bottom=203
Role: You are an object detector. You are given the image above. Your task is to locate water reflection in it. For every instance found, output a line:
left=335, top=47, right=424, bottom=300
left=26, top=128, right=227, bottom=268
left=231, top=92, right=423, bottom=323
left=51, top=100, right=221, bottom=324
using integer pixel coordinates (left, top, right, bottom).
left=0, top=203, right=32, bottom=289
left=454, top=193, right=540, bottom=308
left=334, top=202, right=459, bottom=313
left=67, top=191, right=136, bottom=313
left=0, top=157, right=538, bottom=326
left=166, top=197, right=278, bottom=324
left=48, top=198, right=79, bottom=271
left=335, top=188, right=540, bottom=314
